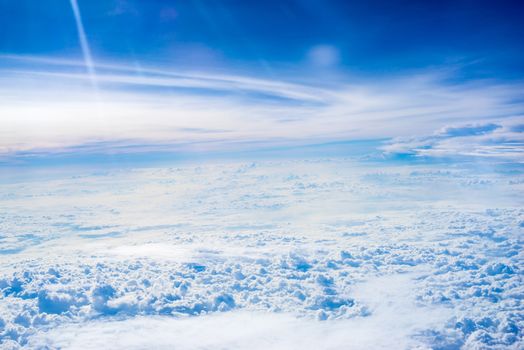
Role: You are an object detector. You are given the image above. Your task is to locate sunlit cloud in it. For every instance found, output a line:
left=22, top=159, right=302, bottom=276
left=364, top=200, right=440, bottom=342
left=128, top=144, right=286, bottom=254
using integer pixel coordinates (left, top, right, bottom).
left=1, top=55, right=523, bottom=162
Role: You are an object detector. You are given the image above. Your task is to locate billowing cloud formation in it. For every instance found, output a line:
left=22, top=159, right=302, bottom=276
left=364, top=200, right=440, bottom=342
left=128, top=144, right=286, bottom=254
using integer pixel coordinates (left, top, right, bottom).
left=1, top=55, right=523, bottom=161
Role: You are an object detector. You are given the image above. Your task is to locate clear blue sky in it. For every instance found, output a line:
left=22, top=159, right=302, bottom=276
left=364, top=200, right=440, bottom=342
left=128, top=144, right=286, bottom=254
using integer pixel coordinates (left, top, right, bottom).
left=1, top=0, right=523, bottom=76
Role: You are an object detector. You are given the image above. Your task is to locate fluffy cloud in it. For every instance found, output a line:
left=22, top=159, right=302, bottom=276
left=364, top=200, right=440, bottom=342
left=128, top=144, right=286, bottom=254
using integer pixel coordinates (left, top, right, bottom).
left=1, top=160, right=523, bottom=348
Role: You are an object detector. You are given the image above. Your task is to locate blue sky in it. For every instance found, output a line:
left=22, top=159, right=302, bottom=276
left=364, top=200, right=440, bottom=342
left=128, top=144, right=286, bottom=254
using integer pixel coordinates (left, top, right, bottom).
left=2, top=0, right=524, bottom=76
left=0, top=0, right=523, bottom=166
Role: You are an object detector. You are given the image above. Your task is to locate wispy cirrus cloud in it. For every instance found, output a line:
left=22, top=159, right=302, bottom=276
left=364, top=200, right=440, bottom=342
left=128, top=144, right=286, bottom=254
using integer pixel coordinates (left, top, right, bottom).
left=1, top=55, right=523, bottom=163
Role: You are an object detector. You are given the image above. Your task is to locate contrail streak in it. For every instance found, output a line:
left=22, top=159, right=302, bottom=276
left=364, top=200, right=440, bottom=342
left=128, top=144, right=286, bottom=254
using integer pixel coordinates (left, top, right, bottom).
left=69, top=0, right=97, bottom=90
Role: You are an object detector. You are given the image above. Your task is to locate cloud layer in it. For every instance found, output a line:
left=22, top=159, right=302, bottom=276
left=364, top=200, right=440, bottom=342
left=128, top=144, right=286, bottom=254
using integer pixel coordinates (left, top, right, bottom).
left=1, top=55, right=523, bottom=162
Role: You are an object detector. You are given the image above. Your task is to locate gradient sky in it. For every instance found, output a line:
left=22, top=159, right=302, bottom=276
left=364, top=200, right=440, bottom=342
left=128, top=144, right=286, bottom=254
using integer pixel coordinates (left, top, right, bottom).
left=1, top=0, right=523, bottom=165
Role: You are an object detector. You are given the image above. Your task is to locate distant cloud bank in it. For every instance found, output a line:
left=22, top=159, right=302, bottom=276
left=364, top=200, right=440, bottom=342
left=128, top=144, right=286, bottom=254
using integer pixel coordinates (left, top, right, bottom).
left=1, top=55, right=523, bottom=164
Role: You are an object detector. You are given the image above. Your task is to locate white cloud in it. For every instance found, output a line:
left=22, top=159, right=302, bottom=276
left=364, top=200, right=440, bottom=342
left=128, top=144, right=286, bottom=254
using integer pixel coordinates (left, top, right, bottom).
left=2, top=160, right=523, bottom=348
left=382, top=118, right=524, bottom=161
left=1, top=55, right=523, bottom=159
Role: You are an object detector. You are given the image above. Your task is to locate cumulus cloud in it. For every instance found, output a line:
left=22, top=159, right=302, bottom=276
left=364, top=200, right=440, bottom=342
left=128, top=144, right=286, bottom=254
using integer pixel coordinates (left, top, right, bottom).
left=2, top=160, right=523, bottom=348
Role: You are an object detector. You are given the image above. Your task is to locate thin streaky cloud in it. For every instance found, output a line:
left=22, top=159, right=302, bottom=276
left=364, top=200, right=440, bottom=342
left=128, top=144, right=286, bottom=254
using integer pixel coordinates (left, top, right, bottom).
left=1, top=56, right=523, bottom=161
left=0, top=55, right=332, bottom=103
